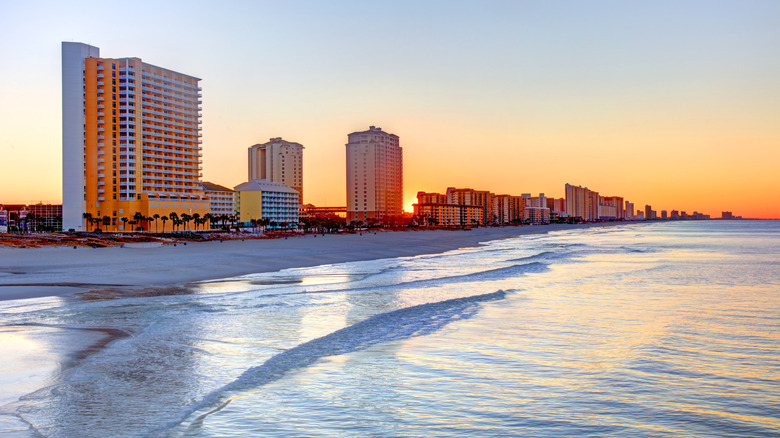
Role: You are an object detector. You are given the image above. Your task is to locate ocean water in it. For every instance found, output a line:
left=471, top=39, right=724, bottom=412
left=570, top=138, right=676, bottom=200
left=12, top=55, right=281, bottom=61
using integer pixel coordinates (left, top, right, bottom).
left=0, top=220, right=778, bottom=437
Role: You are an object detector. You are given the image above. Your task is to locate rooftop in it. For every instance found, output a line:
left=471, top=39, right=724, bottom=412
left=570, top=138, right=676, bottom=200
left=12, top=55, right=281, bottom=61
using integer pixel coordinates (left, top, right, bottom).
left=234, top=179, right=299, bottom=195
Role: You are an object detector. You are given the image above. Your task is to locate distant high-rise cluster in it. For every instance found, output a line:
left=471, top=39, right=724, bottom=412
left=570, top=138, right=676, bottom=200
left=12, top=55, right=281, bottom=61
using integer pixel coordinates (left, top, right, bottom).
left=413, top=181, right=709, bottom=226
left=414, top=188, right=551, bottom=226
left=345, top=126, right=404, bottom=223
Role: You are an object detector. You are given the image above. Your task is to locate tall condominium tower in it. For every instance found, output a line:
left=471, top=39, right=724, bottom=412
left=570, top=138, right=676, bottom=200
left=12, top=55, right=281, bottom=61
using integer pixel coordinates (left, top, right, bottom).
left=345, top=126, right=403, bottom=223
left=247, top=137, right=303, bottom=203
left=565, top=183, right=599, bottom=221
left=62, top=42, right=206, bottom=231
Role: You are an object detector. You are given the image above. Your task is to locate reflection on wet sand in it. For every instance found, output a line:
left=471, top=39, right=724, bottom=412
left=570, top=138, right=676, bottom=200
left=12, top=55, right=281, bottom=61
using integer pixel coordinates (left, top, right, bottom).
left=76, top=285, right=194, bottom=300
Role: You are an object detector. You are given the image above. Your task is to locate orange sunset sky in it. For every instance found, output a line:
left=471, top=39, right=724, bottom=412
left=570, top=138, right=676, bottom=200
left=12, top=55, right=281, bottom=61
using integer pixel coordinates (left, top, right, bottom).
left=1, top=1, right=778, bottom=218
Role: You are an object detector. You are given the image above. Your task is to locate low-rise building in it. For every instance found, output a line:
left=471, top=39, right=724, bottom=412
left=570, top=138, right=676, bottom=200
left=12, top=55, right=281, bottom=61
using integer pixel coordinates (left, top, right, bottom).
left=200, top=182, right=235, bottom=218
left=234, top=179, right=299, bottom=227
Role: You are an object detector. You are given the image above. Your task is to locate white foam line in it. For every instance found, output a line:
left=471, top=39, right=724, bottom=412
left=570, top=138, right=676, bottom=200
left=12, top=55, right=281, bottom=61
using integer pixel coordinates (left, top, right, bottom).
left=155, top=289, right=510, bottom=436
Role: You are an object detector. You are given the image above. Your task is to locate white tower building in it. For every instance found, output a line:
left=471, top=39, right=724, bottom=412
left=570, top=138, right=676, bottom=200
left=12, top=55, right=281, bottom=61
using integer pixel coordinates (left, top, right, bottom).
left=345, top=126, right=403, bottom=223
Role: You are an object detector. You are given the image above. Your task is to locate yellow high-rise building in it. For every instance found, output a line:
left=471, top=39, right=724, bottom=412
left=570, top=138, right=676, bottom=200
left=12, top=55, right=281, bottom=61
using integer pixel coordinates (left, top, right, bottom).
left=62, top=42, right=208, bottom=231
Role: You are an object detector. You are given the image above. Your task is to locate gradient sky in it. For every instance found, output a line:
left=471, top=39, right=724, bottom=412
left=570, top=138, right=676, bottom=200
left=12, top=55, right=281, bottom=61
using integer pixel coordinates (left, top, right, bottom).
left=1, top=0, right=778, bottom=218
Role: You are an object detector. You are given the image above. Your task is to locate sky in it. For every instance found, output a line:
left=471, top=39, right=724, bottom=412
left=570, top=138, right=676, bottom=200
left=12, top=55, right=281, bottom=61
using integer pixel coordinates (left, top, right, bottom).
left=0, top=0, right=778, bottom=218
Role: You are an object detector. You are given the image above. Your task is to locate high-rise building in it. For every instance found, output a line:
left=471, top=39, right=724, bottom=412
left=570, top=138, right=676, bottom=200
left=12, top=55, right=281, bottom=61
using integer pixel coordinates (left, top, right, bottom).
left=522, top=193, right=550, bottom=224
left=565, top=183, right=599, bottom=221
left=62, top=42, right=206, bottom=231
left=345, top=126, right=403, bottom=223
left=598, top=196, right=624, bottom=220
left=248, top=137, right=304, bottom=203
left=645, top=205, right=657, bottom=220
left=494, top=194, right=525, bottom=224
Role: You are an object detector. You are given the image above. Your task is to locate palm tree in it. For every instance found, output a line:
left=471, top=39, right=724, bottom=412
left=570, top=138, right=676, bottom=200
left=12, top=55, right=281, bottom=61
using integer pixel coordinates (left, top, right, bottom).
left=152, top=214, right=160, bottom=233
left=192, top=213, right=201, bottom=231
left=169, top=212, right=179, bottom=231
left=203, top=213, right=213, bottom=230
left=181, top=213, right=192, bottom=231
left=82, top=212, right=93, bottom=232
left=133, top=212, right=144, bottom=231
left=102, top=216, right=111, bottom=230
left=120, top=217, right=128, bottom=231
left=160, top=215, right=169, bottom=232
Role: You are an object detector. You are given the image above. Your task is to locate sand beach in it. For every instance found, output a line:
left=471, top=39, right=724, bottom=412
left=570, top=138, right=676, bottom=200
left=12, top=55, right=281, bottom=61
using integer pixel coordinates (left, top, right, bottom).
left=0, top=223, right=622, bottom=301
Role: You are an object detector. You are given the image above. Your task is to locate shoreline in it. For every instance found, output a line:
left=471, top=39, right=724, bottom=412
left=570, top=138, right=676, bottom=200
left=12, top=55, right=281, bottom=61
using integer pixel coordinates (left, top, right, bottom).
left=0, top=223, right=634, bottom=302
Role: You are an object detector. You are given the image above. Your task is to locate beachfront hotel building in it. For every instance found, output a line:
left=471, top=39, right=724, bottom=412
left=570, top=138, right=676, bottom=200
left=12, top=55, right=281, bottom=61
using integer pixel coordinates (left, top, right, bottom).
left=414, top=191, right=483, bottom=227
left=248, top=138, right=304, bottom=204
left=565, top=183, right=600, bottom=221
left=601, top=196, right=625, bottom=220
left=200, top=182, right=235, bottom=217
left=494, top=194, right=525, bottom=224
left=446, top=187, right=495, bottom=225
left=625, top=201, right=635, bottom=219
left=346, top=126, right=403, bottom=223
left=62, top=42, right=206, bottom=231
left=522, top=193, right=551, bottom=224
left=234, top=179, right=299, bottom=226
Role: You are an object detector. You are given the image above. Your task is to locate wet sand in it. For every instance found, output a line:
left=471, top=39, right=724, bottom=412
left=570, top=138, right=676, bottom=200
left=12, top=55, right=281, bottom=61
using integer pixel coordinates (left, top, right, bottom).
left=0, top=223, right=630, bottom=301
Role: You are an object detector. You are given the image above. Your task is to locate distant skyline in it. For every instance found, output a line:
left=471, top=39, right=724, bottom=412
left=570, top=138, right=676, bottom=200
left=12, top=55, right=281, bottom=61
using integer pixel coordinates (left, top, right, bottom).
left=1, top=1, right=778, bottom=218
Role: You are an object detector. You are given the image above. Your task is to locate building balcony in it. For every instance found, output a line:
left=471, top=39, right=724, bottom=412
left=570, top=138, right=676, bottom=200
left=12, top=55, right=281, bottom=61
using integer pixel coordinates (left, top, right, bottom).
left=97, top=127, right=105, bottom=132
left=97, top=65, right=104, bottom=71
left=97, top=135, right=105, bottom=140
left=97, top=81, right=104, bottom=86
left=98, top=189, right=105, bottom=194
left=97, top=111, right=104, bottom=117
left=98, top=197, right=105, bottom=201
left=97, top=165, right=105, bottom=170
left=97, top=104, right=104, bottom=109
left=97, top=96, right=104, bottom=102
left=97, top=150, right=105, bottom=155
left=98, top=119, right=104, bottom=125
left=97, top=73, right=104, bottom=79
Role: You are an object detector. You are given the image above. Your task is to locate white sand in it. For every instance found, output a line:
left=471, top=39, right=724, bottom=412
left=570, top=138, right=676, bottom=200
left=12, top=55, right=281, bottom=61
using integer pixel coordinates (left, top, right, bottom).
left=0, top=223, right=627, bottom=301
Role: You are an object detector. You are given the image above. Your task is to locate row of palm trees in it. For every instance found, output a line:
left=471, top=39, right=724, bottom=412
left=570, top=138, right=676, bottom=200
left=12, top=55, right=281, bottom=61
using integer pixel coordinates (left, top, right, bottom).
left=82, top=212, right=234, bottom=233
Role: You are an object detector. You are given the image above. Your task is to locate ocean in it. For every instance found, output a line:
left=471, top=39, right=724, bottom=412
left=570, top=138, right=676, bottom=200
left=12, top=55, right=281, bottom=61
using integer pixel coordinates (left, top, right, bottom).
left=0, top=220, right=778, bottom=437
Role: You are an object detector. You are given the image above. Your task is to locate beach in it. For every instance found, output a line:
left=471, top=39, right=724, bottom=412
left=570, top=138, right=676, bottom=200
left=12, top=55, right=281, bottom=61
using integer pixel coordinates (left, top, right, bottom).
left=0, top=224, right=614, bottom=301
left=2, top=220, right=778, bottom=436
